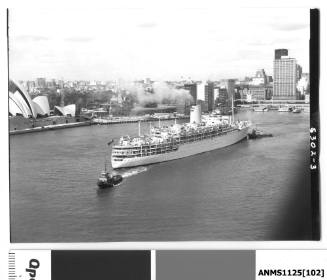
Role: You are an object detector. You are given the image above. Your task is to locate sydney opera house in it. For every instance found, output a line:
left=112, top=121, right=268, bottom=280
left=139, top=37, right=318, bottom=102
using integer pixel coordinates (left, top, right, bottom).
left=9, top=80, right=75, bottom=118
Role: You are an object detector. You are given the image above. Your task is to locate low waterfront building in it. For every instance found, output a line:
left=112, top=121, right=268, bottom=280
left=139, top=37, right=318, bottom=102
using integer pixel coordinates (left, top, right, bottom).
left=249, top=69, right=268, bottom=86
left=248, top=85, right=273, bottom=101
left=238, top=84, right=273, bottom=101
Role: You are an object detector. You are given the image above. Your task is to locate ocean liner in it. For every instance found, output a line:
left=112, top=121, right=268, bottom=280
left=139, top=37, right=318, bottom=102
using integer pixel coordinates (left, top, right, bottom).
left=111, top=105, right=251, bottom=169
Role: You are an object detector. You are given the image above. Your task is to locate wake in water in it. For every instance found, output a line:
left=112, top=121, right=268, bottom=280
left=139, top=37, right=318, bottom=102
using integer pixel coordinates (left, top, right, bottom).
left=118, top=166, right=148, bottom=178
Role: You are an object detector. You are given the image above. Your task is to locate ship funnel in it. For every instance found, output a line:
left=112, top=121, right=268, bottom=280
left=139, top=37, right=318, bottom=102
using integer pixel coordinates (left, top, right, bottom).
left=190, top=105, right=201, bottom=124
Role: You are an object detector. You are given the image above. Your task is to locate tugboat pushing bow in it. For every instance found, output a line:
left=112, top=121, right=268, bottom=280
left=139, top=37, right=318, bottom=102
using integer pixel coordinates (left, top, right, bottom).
left=97, top=139, right=123, bottom=188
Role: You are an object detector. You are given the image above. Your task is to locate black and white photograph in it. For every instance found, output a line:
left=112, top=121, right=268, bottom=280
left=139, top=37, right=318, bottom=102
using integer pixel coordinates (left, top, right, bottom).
left=8, top=7, right=318, bottom=242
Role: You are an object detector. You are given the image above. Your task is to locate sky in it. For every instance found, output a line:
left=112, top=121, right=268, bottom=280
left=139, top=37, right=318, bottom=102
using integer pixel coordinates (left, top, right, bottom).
left=9, top=8, right=310, bottom=81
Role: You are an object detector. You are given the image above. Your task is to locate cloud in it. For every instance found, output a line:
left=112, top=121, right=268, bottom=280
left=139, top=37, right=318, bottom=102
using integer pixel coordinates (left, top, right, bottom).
left=9, top=8, right=309, bottom=80
left=64, top=36, right=94, bottom=42
left=236, top=49, right=266, bottom=59
left=269, top=23, right=308, bottom=31
left=14, top=35, right=49, bottom=41
left=248, top=40, right=273, bottom=46
left=137, top=22, right=158, bottom=28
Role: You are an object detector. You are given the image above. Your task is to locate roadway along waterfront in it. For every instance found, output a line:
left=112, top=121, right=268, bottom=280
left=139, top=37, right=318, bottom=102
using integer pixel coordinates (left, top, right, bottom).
left=10, top=110, right=312, bottom=242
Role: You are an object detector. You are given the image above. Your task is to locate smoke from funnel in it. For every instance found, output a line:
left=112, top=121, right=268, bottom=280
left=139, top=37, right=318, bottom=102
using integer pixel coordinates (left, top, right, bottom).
left=120, top=80, right=193, bottom=105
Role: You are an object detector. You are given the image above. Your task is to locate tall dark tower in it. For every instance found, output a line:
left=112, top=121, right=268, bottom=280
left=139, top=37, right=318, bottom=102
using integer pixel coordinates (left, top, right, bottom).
left=184, top=83, right=197, bottom=105
left=59, top=89, right=65, bottom=107
left=205, top=82, right=215, bottom=112
left=275, top=49, right=288, bottom=59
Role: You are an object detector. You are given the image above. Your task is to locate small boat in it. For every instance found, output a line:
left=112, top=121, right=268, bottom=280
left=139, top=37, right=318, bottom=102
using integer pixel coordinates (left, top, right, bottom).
left=292, top=108, right=302, bottom=113
left=97, top=171, right=123, bottom=188
left=253, top=106, right=268, bottom=112
left=278, top=106, right=290, bottom=112
left=267, top=105, right=279, bottom=111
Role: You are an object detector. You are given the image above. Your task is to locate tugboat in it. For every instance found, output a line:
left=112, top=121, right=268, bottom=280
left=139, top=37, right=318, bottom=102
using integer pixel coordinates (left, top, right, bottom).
left=97, top=170, right=123, bottom=188
left=97, top=139, right=123, bottom=188
left=248, top=128, right=273, bottom=139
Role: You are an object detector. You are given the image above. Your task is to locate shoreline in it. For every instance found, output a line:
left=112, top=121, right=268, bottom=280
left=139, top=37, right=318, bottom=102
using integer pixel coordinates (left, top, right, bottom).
left=9, top=107, right=308, bottom=135
left=9, top=116, right=190, bottom=135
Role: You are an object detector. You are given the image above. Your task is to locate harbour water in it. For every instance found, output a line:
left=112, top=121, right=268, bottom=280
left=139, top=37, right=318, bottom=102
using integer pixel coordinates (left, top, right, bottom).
left=10, top=111, right=312, bottom=242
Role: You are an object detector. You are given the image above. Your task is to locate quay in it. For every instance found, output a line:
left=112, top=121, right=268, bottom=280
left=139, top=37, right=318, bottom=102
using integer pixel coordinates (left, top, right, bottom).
left=92, top=116, right=189, bottom=125
left=10, top=121, right=92, bottom=135
left=9, top=115, right=189, bottom=135
left=9, top=103, right=306, bottom=135
left=236, top=99, right=310, bottom=110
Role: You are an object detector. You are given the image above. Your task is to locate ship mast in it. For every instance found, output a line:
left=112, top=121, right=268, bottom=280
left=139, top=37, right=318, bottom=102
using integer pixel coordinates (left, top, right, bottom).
left=138, top=120, right=141, bottom=137
left=105, top=139, right=114, bottom=173
left=231, top=92, right=235, bottom=124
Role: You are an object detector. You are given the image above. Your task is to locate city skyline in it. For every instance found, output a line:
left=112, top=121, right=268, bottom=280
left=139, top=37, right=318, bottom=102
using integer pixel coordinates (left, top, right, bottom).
left=9, top=8, right=309, bottom=81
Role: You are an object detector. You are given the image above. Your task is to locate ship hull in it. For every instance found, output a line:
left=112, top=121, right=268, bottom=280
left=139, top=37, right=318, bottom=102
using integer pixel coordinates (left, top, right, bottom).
left=111, top=126, right=249, bottom=169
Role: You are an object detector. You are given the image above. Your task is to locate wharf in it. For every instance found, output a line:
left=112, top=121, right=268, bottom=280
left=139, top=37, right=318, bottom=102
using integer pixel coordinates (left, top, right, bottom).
left=92, top=116, right=189, bottom=125
left=10, top=121, right=92, bottom=135
left=9, top=116, right=190, bottom=135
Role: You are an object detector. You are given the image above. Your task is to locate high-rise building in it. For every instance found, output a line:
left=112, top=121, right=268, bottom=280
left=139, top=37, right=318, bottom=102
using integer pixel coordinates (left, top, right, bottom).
left=184, top=83, right=197, bottom=105
left=176, top=99, right=191, bottom=115
left=196, top=82, right=206, bottom=102
left=213, top=87, right=219, bottom=101
left=204, top=82, right=215, bottom=112
left=58, top=80, right=64, bottom=89
left=217, top=88, right=229, bottom=106
left=297, top=73, right=309, bottom=97
left=275, top=49, right=288, bottom=59
left=273, top=49, right=297, bottom=100
left=26, top=81, right=36, bottom=93
left=36, top=78, right=46, bottom=88
left=220, top=79, right=235, bottom=106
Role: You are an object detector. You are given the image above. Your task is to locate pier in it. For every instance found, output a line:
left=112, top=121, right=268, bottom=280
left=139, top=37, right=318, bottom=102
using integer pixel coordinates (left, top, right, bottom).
left=92, top=116, right=189, bottom=125
left=236, top=99, right=310, bottom=110
left=9, top=121, right=92, bottom=135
